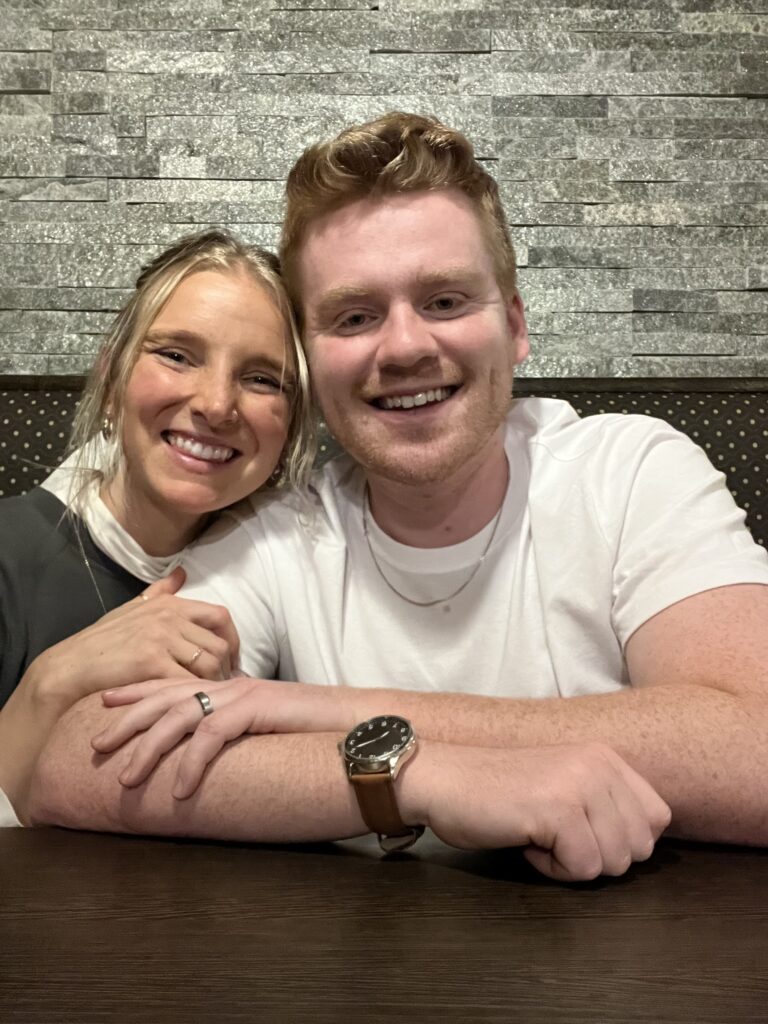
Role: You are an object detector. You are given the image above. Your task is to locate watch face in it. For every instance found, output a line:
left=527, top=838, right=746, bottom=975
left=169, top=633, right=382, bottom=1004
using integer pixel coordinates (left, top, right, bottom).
left=344, top=715, right=413, bottom=765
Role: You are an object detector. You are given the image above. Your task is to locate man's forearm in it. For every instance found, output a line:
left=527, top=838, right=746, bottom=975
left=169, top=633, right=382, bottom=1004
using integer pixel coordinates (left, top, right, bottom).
left=28, top=693, right=367, bottom=841
left=27, top=693, right=673, bottom=884
left=343, top=681, right=768, bottom=845
left=62, top=677, right=768, bottom=846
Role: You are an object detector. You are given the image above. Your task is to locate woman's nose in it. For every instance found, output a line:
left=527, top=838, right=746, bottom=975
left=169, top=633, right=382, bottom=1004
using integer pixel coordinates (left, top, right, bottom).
left=192, top=372, right=239, bottom=428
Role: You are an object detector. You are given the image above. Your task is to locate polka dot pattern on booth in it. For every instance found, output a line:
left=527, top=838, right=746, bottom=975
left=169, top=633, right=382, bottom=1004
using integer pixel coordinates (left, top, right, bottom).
left=564, top=392, right=766, bottom=546
left=0, top=389, right=82, bottom=499
left=2, top=385, right=766, bottom=547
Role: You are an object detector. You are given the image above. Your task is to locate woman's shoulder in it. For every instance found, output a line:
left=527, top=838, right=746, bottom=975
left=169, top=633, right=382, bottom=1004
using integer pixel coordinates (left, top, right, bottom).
left=0, top=488, right=71, bottom=567
left=0, top=486, right=67, bottom=527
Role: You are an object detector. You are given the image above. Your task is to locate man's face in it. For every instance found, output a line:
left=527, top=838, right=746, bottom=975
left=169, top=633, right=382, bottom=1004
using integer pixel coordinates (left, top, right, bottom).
left=299, top=189, right=529, bottom=487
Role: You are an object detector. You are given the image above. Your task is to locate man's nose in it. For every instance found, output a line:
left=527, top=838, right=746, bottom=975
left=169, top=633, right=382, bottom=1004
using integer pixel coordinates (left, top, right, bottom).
left=375, top=304, right=440, bottom=369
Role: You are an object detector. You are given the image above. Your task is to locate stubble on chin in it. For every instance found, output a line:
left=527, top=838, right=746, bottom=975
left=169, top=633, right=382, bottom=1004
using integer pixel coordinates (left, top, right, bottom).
left=322, top=352, right=514, bottom=476
left=327, top=404, right=510, bottom=488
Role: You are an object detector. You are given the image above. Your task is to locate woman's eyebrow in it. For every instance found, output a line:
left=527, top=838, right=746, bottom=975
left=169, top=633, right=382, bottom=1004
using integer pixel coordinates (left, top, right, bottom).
left=145, top=328, right=290, bottom=377
left=144, top=328, right=206, bottom=344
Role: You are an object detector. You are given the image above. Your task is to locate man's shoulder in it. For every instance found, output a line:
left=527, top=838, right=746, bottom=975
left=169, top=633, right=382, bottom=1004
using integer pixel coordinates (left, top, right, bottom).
left=509, top=396, right=684, bottom=461
left=192, top=457, right=361, bottom=555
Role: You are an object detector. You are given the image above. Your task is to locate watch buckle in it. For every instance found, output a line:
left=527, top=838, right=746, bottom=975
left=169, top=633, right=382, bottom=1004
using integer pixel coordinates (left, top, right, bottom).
left=379, top=826, right=425, bottom=854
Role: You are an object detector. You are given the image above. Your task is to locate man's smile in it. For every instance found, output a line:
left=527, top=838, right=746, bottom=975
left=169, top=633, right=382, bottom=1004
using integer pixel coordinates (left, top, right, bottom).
left=370, top=385, right=460, bottom=411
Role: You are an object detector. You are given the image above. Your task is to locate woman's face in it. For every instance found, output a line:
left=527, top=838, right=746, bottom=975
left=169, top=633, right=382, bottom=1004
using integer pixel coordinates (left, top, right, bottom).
left=107, top=267, right=293, bottom=553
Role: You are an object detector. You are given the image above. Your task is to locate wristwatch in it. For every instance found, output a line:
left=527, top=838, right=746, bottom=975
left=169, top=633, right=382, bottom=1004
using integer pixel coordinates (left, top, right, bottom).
left=340, top=714, right=424, bottom=853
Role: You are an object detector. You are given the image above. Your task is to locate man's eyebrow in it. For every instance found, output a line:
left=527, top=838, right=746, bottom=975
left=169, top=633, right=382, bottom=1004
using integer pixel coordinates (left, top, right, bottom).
left=412, top=267, right=487, bottom=291
left=310, top=287, right=372, bottom=323
left=310, top=268, right=487, bottom=323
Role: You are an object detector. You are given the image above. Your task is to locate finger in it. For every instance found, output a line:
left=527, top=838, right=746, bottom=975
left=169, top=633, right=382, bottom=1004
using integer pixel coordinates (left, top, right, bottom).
left=612, top=758, right=672, bottom=841
left=118, top=697, right=212, bottom=788
left=582, top=785, right=637, bottom=878
left=119, top=680, right=257, bottom=787
left=522, top=845, right=594, bottom=883
left=174, top=726, right=233, bottom=799
left=528, top=807, right=604, bottom=882
left=173, top=624, right=233, bottom=680
left=173, top=601, right=240, bottom=669
left=170, top=641, right=226, bottom=683
left=102, top=679, right=180, bottom=706
left=602, top=780, right=657, bottom=868
left=141, top=566, right=187, bottom=600
left=101, top=672, right=213, bottom=707
left=173, top=696, right=269, bottom=798
left=93, top=680, right=226, bottom=752
left=93, top=568, right=188, bottom=627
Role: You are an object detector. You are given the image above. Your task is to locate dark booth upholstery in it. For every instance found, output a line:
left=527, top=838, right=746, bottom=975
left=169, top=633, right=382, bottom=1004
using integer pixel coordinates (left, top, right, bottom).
left=1, top=376, right=765, bottom=548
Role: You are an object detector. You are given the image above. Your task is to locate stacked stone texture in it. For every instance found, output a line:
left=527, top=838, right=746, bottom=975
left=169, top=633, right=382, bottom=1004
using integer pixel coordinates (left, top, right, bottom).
left=0, top=0, right=766, bottom=378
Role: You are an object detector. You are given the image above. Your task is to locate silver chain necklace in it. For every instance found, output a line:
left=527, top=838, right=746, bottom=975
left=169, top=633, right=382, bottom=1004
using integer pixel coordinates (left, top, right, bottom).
left=73, top=519, right=107, bottom=616
left=361, top=489, right=503, bottom=608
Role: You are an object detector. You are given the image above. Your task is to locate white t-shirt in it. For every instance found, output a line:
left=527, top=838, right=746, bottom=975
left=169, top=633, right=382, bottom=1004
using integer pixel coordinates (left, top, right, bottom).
left=0, top=789, right=20, bottom=828
left=180, top=399, right=768, bottom=696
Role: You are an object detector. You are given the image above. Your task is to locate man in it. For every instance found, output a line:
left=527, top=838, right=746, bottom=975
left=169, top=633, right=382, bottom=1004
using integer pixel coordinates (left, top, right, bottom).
left=28, top=114, right=768, bottom=881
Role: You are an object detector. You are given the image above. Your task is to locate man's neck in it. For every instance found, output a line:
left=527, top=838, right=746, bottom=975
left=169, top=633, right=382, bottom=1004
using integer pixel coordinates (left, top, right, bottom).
left=365, top=431, right=509, bottom=549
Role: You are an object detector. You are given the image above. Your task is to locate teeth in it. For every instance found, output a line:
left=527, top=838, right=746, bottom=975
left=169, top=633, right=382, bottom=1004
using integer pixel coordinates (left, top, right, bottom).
left=380, top=387, right=452, bottom=411
left=167, top=433, right=234, bottom=463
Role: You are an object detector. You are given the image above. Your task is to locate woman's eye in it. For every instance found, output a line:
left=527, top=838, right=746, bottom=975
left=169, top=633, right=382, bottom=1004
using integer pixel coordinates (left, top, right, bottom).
left=244, top=374, right=282, bottom=392
left=156, top=348, right=189, bottom=365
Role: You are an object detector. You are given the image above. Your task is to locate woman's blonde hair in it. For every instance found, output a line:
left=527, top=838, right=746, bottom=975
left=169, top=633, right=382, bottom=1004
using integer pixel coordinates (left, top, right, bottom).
left=280, top=111, right=518, bottom=322
left=69, top=229, right=315, bottom=502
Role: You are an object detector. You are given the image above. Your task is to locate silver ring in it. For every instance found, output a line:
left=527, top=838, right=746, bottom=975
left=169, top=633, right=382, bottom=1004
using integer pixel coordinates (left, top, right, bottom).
left=194, top=691, right=214, bottom=717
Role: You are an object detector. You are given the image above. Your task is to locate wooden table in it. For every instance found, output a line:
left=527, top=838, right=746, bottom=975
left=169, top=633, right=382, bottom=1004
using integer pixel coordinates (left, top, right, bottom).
left=1, top=828, right=767, bottom=1023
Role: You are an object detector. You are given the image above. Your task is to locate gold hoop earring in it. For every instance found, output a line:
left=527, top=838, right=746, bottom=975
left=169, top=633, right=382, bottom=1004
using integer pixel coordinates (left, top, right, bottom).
left=267, top=462, right=284, bottom=487
left=101, top=415, right=114, bottom=441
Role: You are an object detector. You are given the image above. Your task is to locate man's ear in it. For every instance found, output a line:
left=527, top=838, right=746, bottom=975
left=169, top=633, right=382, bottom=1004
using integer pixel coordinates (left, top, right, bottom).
left=505, top=292, right=530, bottom=366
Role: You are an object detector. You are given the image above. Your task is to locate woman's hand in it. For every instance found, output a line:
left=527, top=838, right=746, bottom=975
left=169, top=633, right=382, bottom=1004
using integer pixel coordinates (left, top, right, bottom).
left=26, top=566, right=240, bottom=711
left=93, top=677, right=357, bottom=797
left=1, top=567, right=240, bottom=824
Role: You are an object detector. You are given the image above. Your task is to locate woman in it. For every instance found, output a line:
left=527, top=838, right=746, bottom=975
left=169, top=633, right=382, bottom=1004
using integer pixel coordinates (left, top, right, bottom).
left=0, top=229, right=314, bottom=824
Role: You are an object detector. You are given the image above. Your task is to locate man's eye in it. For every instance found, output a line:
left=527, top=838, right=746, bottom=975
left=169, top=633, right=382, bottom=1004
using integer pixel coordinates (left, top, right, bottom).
left=427, top=296, right=463, bottom=316
left=336, top=312, right=371, bottom=333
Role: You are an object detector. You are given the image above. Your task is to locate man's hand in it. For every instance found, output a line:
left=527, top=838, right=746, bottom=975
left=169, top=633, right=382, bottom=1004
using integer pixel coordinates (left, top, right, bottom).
left=402, top=741, right=672, bottom=882
left=89, top=678, right=671, bottom=882
left=93, top=677, right=356, bottom=795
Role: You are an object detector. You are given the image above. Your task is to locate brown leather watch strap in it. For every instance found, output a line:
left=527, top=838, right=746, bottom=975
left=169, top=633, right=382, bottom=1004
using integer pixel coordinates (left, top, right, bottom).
left=351, top=771, right=412, bottom=837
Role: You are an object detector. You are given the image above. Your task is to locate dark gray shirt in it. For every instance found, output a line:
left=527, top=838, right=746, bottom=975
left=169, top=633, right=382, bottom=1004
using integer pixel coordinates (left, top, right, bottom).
left=0, top=487, right=143, bottom=707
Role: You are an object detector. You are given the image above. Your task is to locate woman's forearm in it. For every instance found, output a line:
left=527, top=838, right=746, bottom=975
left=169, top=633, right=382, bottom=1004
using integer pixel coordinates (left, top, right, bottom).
left=0, top=655, right=71, bottom=824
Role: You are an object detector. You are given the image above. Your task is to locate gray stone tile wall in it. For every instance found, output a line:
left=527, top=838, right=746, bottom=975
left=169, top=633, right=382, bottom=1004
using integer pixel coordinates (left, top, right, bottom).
left=0, top=0, right=766, bottom=378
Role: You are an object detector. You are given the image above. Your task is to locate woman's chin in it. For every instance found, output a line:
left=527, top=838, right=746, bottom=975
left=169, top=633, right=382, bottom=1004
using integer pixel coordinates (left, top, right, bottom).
left=160, top=480, right=265, bottom=521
